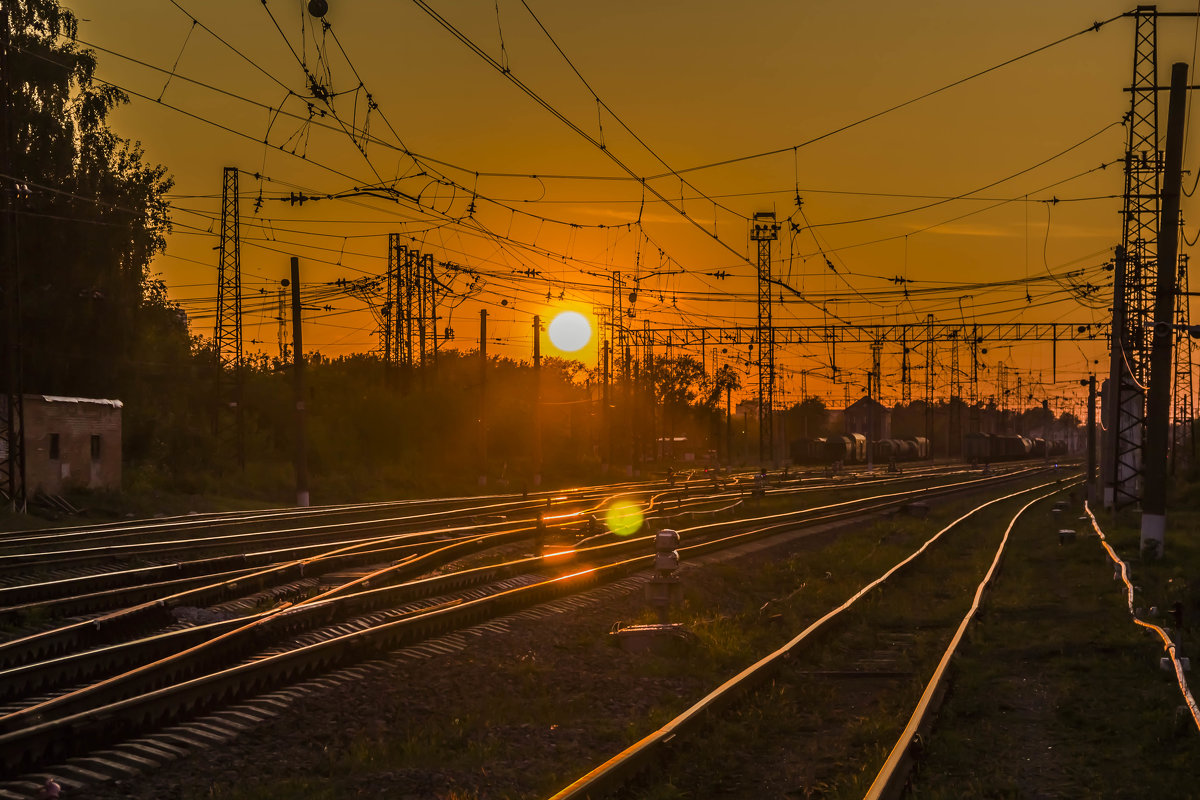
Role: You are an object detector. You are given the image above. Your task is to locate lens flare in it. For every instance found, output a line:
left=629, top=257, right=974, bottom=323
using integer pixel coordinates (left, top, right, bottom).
left=605, top=500, right=644, bottom=537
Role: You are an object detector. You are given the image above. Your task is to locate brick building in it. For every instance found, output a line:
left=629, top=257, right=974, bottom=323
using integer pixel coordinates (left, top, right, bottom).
left=843, top=396, right=891, bottom=441
left=18, top=395, right=123, bottom=496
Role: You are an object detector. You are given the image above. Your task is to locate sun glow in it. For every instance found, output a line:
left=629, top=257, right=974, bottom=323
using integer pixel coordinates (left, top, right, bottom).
left=547, top=311, right=592, bottom=352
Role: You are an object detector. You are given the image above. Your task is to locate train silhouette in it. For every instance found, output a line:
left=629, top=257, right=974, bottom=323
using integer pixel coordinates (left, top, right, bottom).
left=790, top=432, right=1067, bottom=465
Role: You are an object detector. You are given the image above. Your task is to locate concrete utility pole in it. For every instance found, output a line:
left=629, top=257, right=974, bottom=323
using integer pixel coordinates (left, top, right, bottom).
left=478, top=309, right=488, bottom=487
left=290, top=257, right=310, bottom=507
left=603, top=341, right=611, bottom=472
left=532, top=315, right=542, bottom=487
left=725, top=384, right=732, bottom=465
left=1086, top=375, right=1097, bottom=504
left=1141, top=61, right=1188, bottom=556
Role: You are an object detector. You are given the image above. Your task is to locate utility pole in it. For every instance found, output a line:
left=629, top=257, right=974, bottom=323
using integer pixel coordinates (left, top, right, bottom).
left=478, top=309, right=488, bottom=487
left=404, top=247, right=417, bottom=385
left=869, top=339, right=882, bottom=470
left=424, top=252, right=439, bottom=373
left=600, top=340, right=609, bottom=474
left=751, top=212, right=779, bottom=466
left=1086, top=374, right=1098, bottom=503
left=276, top=286, right=288, bottom=362
left=290, top=257, right=309, bottom=507
left=0, top=3, right=26, bottom=512
left=1108, top=6, right=1162, bottom=510
left=949, top=332, right=961, bottom=456
left=925, top=314, right=934, bottom=452
left=725, top=384, right=732, bottom=466
left=970, top=325, right=980, bottom=434
left=1171, top=251, right=1194, bottom=473
left=1141, top=60, right=1187, bottom=556
left=214, top=167, right=244, bottom=469
left=532, top=315, right=542, bottom=488
left=384, top=234, right=400, bottom=382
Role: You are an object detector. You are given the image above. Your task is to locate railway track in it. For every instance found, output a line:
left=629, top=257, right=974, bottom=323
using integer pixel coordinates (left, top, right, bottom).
left=550, top=474, right=1078, bottom=798
left=0, top=464, right=1057, bottom=794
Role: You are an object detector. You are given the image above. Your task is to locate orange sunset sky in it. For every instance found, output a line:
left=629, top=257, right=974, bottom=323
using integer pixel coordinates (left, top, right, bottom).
left=55, top=1, right=1200, bottom=417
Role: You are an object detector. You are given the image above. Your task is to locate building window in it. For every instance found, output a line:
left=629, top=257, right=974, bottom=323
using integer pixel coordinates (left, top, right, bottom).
left=49, top=433, right=60, bottom=460
left=91, top=435, right=101, bottom=461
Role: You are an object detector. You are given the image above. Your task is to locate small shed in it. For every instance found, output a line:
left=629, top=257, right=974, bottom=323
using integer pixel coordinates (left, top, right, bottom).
left=22, top=395, right=123, bottom=496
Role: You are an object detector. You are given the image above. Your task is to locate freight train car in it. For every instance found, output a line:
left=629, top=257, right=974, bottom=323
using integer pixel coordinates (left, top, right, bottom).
left=791, top=434, right=933, bottom=466
left=963, top=433, right=1042, bottom=463
left=789, top=437, right=827, bottom=464
left=824, top=433, right=868, bottom=464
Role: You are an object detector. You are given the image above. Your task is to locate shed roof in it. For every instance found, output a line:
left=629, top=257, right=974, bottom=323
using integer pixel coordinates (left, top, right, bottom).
left=32, top=395, right=123, bottom=409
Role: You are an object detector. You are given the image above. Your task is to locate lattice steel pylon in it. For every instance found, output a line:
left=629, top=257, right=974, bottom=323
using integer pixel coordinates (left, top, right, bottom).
left=420, top=252, right=437, bottom=370
left=403, top=247, right=416, bottom=371
left=751, top=212, right=779, bottom=465
left=1172, top=251, right=1194, bottom=471
left=950, top=330, right=962, bottom=454
left=213, top=167, right=244, bottom=468
left=384, top=234, right=400, bottom=372
left=1108, top=6, right=1161, bottom=509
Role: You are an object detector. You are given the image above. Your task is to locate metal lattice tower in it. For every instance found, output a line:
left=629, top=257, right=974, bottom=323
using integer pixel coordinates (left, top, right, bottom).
left=900, top=330, right=911, bottom=404
left=1172, top=251, right=1194, bottom=469
left=213, top=167, right=244, bottom=466
left=925, top=314, right=934, bottom=445
left=421, top=253, right=438, bottom=368
left=609, top=272, right=627, bottom=379
left=751, top=212, right=779, bottom=464
left=384, top=234, right=400, bottom=369
left=404, top=246, right=417, bottom=370
left=870, top=339, right=883, bottom=437
left=950, top=331, right=962, bottom=453
left=1124, top=6, right=1162, bottom=373
left=1109, top=6, right=1161, bottom=509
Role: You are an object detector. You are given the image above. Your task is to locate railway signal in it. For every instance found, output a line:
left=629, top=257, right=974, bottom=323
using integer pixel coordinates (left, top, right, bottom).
left=647, top=528, right=681, bottom=624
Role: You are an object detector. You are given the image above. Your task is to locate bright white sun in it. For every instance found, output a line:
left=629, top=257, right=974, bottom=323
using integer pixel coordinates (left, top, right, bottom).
left=547, top=311, right=592, bottom=352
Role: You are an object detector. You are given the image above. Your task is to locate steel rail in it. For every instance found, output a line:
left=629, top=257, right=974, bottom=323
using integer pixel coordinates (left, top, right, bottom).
left=0, top=467, right=985, bottom=627
left=864, top=485, right=1070, bottom=799
left=0, top=474, right=982, bottom=717
left=0, top=523, right=518, bottom=670
left=1083, top=502, right=1200, bottom=732
left=0, top=469, right=1052, bottom=775
left=547, top=475, right=1072, bottom=800
left=0, top=494, right=587, bottom=569
left=0, top=484, right=629, bottom=550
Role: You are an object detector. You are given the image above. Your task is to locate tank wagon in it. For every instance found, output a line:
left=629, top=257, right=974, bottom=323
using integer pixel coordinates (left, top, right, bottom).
left=790, top=434, right=930, bottom=466
left=963, top=433, right=1064, bottom=463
